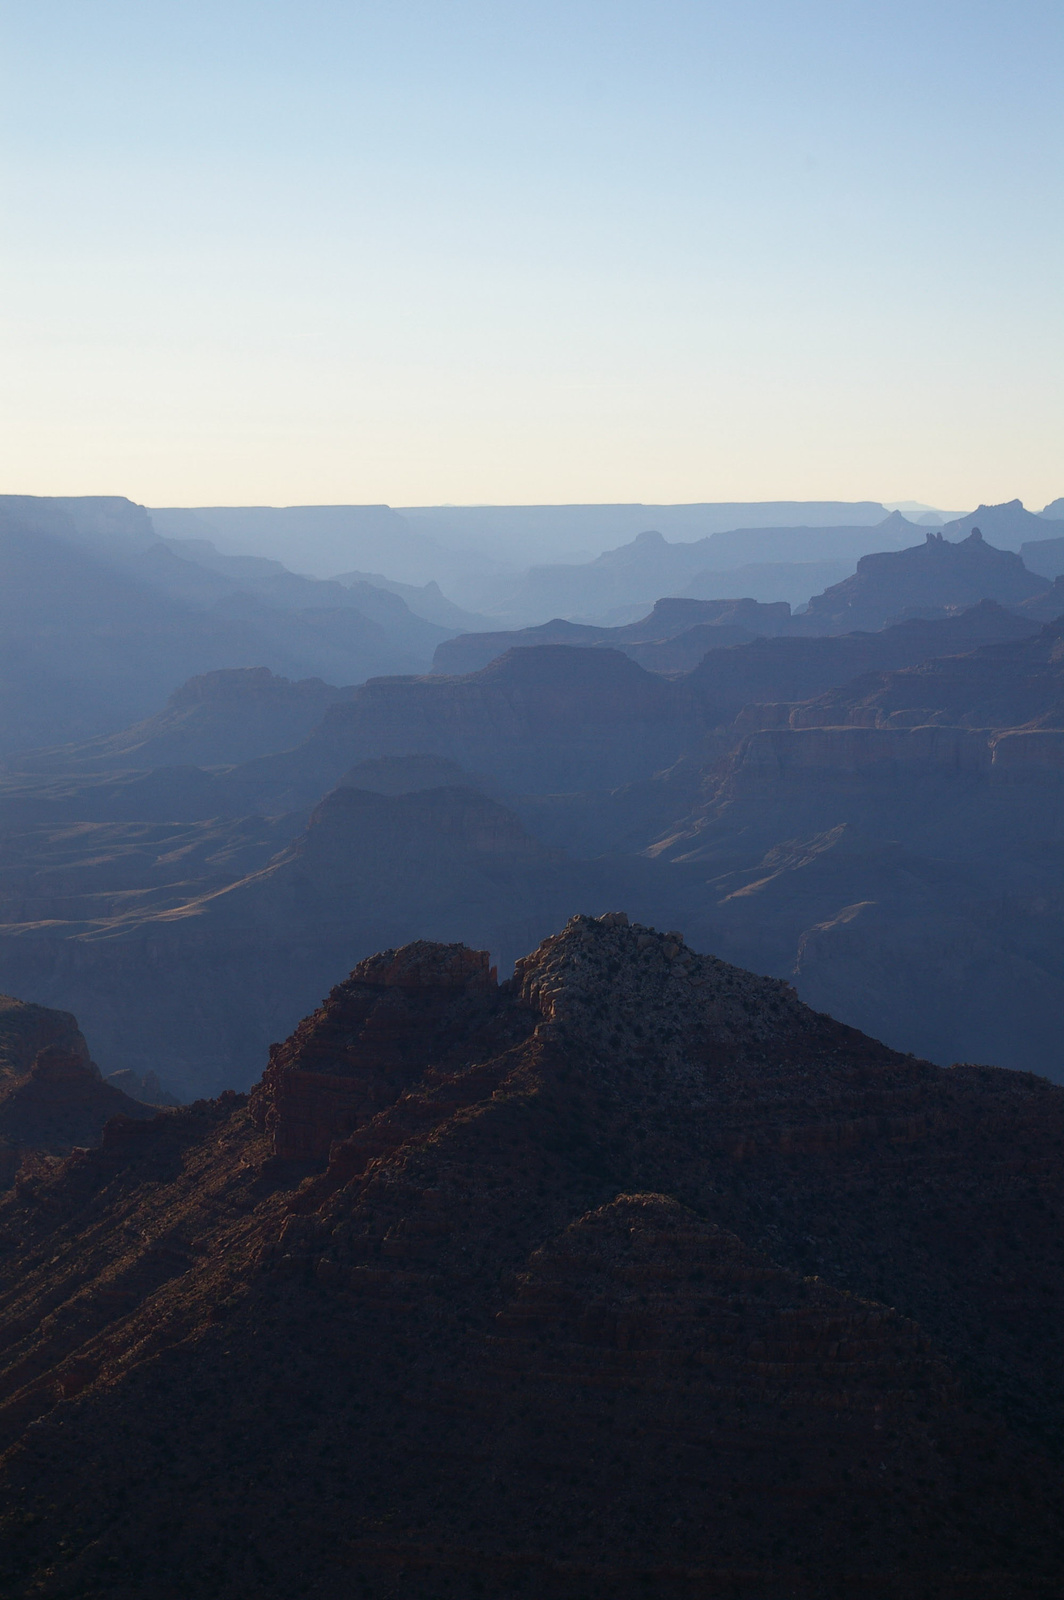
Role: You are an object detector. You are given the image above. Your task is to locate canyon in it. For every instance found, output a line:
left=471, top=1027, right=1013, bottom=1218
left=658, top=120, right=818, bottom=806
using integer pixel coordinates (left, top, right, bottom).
left=1, top=602, right=1063, bottom=1097
left=0, top=493, right=1063, bottom=1595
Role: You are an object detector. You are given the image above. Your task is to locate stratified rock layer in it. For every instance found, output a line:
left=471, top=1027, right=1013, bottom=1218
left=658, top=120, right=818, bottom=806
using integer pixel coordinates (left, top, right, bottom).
left=0, top=916, right=1062, bottom=1598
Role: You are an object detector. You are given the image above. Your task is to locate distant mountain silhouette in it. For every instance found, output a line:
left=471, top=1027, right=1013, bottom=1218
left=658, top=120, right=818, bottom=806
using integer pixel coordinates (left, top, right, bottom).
left=1012, top=575, right=1064, bottom=619
left=102, top=1067, right=180, bottom=1106
left=0, top=604, right=1034, bottom=835
left=690, top=508, right=923, bottom=567
left=799, top=528, right=1049, bottom=633
left=0, top=498, right=468, bottom=756
left=205, top=645, right=712, bottom=814
left=140, top=538, right=453, bottom=658
left=659, top=727, right=1064, bottom=1077
left=400, top=498, right=889, bottom=566
left=486, top=511, right=925, bottom=625
left=0, top=599, right=1048, bottom=1097
left=680, top=556, right=855, bottom=607
left=330, top=569, right=492, bottom=631
left=432, top=596, right=791, bottom=675
left=149, top=504, right=506, bottom=599
left=937, top=498, right=1064, bottom=551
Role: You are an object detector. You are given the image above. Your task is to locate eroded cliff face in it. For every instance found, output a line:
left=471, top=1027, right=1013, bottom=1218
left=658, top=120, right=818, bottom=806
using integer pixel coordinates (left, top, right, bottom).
left=2, top=917, right=1064, bottom=1598
left=250, top=941, right=514, bottom=1160
left=0, top=997, right=154, bottom=1186
left=722, top=724, right=994, bottom=793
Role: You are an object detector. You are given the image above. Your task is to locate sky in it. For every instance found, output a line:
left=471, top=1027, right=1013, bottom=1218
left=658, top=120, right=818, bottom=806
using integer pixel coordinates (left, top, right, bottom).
left=0, top=0, right=1060, bottom=511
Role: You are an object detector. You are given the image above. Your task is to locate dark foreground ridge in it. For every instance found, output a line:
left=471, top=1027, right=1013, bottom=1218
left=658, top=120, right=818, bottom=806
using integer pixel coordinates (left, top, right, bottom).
left=0, top=915, right=1062, bottom=1598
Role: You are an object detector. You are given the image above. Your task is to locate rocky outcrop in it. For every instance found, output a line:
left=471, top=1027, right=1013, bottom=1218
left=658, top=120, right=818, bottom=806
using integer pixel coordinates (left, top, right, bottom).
left=0, top=1046, right=154, bottom=1173
left=0, top=993, right=86, bottom=1085
left=1, top=916, right=1063, bottom=1595
left=724, top=723, right=1064, bottom=789
left=800, top=528, right=1049, bottom=633
left=251, top=942, right=507, bottom=1159
left=0, top=997, right=155, bottom=1185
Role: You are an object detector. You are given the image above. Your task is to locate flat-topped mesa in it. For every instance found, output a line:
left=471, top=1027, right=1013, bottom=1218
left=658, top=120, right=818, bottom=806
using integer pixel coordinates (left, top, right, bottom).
left=252, top=941, right=505, bottom=1160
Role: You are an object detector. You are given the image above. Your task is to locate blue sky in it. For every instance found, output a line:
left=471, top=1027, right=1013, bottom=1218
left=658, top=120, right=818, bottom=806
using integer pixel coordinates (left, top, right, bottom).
left=1, top=0, right=1060, bottom=508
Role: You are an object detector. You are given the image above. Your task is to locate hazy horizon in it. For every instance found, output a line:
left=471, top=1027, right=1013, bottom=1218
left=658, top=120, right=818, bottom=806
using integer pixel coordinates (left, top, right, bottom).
left=2, top=0, right=1060, bottom=509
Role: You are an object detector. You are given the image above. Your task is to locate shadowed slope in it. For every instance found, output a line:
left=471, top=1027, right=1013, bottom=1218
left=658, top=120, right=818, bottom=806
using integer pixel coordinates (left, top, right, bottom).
left=0, top=917, right=1062, bottom=1597
left=0, top=996, right=154, bottom=1184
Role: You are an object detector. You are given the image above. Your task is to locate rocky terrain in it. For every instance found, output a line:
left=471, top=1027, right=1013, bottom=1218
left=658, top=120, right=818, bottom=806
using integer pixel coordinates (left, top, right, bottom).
left=0, top=599, right=1062, bottom=1096
left=0, top=994, right=154, bottom=1185
left=799, top=528, right=1050, bottom=633
left=0, top=915, right=1061, bottom=1597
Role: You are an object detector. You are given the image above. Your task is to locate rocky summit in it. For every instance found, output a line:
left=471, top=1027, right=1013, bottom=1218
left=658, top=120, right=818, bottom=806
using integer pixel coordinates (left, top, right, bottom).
left=0, top=915, right=1063, bottom=1598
